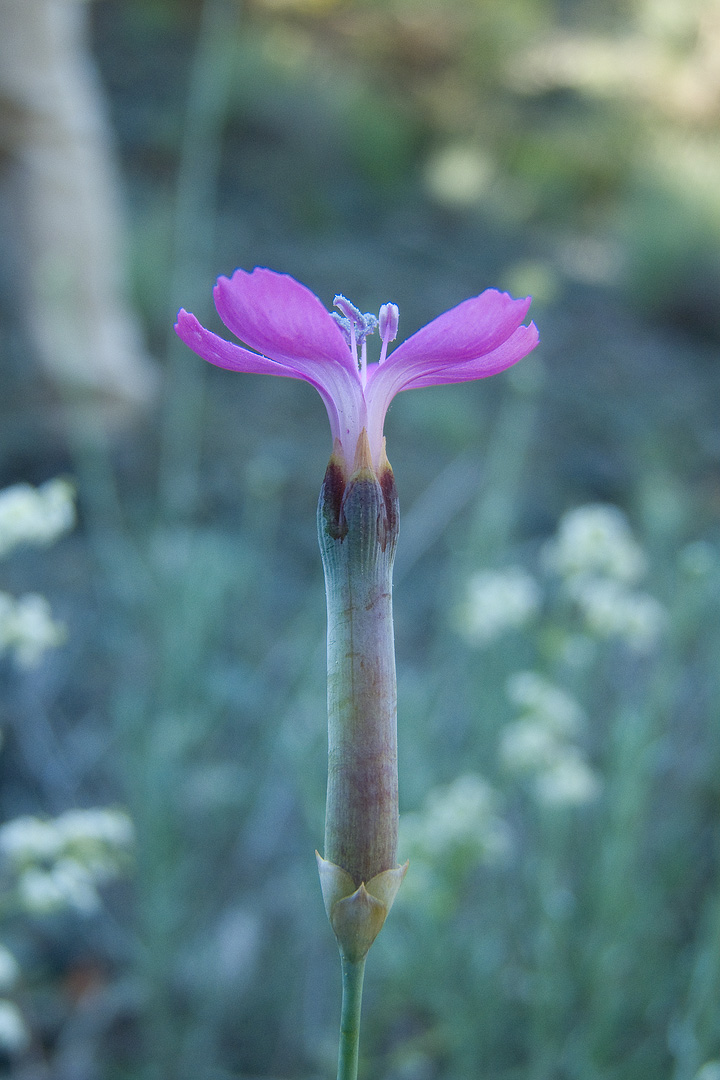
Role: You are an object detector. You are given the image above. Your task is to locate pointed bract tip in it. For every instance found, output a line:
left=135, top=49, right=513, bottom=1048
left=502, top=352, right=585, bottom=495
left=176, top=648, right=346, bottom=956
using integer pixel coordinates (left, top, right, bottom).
left=316, top=851, right=355, bottom=920
left=350, top=428, right=375, bottom=481
left=365, top=861, right=408, bottom=911
left=378, top=437, right=392, bottom=478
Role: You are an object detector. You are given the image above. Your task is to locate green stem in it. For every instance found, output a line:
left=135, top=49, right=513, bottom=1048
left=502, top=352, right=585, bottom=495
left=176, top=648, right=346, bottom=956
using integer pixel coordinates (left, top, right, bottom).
left=337, top=957, right=367, bottom=1080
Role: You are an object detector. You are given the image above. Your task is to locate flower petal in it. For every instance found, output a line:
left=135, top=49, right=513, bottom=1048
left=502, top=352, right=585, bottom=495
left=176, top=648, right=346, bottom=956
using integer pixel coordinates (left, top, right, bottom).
left=214, top=267, right=355, bottom=371
left=386, top=290, right=532, bottom=368
left=399, top=322, right=539, bottom=389
left=175, top=310, right=298, bottom=376
left=174, top=309, right=367, bottom=455
left=363, top=293, right=537, bottom=452
left=176, top=271, right=538, bottom=471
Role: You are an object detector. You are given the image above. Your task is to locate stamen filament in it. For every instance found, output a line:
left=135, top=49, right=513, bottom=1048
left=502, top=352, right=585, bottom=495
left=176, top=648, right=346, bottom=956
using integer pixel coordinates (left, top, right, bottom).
left=349, top=322, right=358, bottom=368
left=360, top=340, right=367, bottom=388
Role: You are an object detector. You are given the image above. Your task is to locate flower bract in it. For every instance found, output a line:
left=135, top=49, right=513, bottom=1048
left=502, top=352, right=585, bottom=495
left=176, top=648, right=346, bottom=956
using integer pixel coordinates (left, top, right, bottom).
left=175, top=267, right=539, bottom=470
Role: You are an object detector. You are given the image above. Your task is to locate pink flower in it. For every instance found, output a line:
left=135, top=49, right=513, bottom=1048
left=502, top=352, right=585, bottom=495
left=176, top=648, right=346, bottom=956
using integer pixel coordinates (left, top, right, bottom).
left=175, top=267, right=539, bottom=470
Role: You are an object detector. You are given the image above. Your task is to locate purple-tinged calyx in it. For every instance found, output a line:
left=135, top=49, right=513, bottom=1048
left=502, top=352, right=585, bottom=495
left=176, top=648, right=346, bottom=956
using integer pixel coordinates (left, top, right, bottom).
left=318, top=428, right=400, bottom=892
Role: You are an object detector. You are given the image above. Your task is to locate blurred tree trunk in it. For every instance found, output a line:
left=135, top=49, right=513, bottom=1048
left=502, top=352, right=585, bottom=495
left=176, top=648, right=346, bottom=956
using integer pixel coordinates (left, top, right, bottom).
left=0, top=0, right=158, bottom=410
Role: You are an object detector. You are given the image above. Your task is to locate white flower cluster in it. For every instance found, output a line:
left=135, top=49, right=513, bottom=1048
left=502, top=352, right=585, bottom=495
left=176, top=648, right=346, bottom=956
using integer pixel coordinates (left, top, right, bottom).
left=0, top=479, right=75, bottom=560
left=458, top=567, right=541, bottom=646
left=507, top=670, right=585, bottom=736
left=401, top=773, right=511, bottom=867
left=0, top=944, right=27, bottom=1054
left=543, top=503, right=646, bottom=583
left=0, top=808, right=134, bottom=916
left=544, top=504, right=666, bottom=653
left=500, top=671, right=601, bottom=807
left=0, top=999, right=27, bottom=1055
left=0, top=592, right=66, bottom=668
left=0, top=478, right=76, bottom=670
left=566, top=577, right=666, bottom=653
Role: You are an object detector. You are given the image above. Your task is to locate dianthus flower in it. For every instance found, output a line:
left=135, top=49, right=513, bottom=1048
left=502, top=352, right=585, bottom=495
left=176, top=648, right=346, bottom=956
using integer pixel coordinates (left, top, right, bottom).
left=175, top=267, right=538, bottom=471
left=175, top=265, right=539, bottom=1080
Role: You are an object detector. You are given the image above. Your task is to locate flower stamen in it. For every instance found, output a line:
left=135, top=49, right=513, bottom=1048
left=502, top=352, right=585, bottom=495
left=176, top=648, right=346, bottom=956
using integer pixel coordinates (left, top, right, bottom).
left=378, top=303, right=398, bottom=365
left=333, top=295, right=379, bottom=373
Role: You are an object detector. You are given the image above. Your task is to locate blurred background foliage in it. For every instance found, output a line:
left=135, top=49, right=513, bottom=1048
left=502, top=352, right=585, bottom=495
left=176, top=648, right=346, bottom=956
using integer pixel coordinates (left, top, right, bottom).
left=1, top=0, right=720, bottom=1078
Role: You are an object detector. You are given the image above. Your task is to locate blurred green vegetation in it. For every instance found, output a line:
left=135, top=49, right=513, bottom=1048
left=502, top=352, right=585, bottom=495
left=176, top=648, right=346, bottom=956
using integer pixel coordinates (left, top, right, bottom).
left=1, top=0, right=720, bottom=1078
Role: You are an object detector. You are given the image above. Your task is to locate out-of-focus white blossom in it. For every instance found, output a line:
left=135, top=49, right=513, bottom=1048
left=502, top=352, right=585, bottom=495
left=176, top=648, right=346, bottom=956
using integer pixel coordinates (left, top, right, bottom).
left=17, top=868, right=69, bottom=915
left=0, top=477, right=74, bottom=668
left=0, top=592, right=66, bottom=668
left=541, top=505, right=665, bottom=652
left=0, top=946, right=19, bottom=993
left=55, top=808, right=134, bottom=882
left=51, top=859, right=101, bottom=914
left=1, top=807, right=133, bottom=917
left=17, top=862, right=100, bottom=916
left=533, top=748, right=602, bottom=806
left=506, top=670, right=585, bottom=735
left=568, top=577, right=666, bottom=652
left=0, top=479, right=75, bottom=560
left=543, top=504, right=647, bottom=584
left=423, top=144, right=495, bottom=208
left=0, top=999, right=28, bottom=1053
left=499, top=719, right=565, bottom=774
left=54, top=807, right=134, bottom=851
left=401, top=774, right=511, bottom=865
left=0, top=817, right=62, bottom=864
left=458, top=567, right=541, bottom=646
left=501, top=671, right=601, bottom=807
